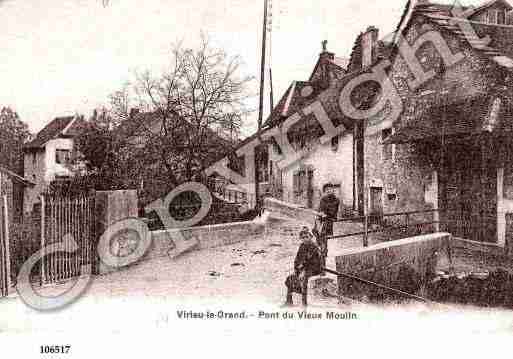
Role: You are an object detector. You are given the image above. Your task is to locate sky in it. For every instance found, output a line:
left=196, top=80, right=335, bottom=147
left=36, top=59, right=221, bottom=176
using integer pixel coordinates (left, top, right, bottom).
left=0, top=0, right=473, bottom=137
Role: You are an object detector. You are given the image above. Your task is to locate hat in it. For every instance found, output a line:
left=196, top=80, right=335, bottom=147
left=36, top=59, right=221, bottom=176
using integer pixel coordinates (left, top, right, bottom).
left=299, top=226, right=313, bottom=240
left=323, top=183, right=335, bottom=192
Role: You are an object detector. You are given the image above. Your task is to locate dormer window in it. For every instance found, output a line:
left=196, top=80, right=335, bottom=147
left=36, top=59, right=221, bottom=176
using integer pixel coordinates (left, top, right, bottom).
left=498, top=10, right=506, bottom=24
left=56, top=149, right=71, bottom=165
left=487, top=9, right=506, bottom=24
left=507, top=10, right=513, bottom=25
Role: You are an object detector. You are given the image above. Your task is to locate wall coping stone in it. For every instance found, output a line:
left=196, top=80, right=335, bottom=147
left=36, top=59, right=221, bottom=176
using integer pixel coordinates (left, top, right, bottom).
left=336, top=232, right=451, bottom=257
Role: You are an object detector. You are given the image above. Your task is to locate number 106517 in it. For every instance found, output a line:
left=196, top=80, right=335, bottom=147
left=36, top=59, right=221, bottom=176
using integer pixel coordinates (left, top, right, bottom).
left=40, top=345, right=71, bottom=354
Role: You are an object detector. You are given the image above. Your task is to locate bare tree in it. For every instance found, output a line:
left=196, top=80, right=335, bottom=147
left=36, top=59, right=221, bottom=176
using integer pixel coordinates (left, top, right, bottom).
left=113, top=34, right=254, bottom=186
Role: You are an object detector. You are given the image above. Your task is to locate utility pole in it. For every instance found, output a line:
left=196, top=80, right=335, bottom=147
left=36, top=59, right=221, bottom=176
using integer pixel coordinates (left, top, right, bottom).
left=269, top=68, right=275, bottom=111
left=255, top=0, right=269, bottom=210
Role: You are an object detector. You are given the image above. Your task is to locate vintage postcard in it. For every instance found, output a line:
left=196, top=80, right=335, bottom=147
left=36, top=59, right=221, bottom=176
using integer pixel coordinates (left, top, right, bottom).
left=1, top=0, right=513, bottom=357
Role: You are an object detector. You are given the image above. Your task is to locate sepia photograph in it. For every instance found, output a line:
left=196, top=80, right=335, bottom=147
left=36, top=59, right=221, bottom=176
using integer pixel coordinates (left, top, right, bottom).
left=1, top=0, right=513, bottom=357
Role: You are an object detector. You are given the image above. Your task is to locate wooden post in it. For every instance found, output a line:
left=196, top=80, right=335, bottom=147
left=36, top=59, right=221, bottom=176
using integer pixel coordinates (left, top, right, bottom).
left=2, top=195, right=12, bottom=293
left=40, top=195, right=45, bottom=285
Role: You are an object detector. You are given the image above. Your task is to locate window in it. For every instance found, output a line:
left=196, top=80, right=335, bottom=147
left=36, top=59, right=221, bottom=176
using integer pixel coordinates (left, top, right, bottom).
left=55, top=175, right=71, bottom=181
left=331, top=135, right=339, bottom=152
left=293, top=170, right=308, bottom=196
left=507, top=10, right=513, bottom=25
left=55, top=149, right=71, bottom=165
left=487, top=10, right=498, bottom=24
left=382, top=128, right=393, bottom=161
left=258, top=163, right=269, bottom=183
left=498, top=10, right=506, bottom=24
left=487, top=9, right=505, bottom=24
left=270, top=137, right=282, bottom=155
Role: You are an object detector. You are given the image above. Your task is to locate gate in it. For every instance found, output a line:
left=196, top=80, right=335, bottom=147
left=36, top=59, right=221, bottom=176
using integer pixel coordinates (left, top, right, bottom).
left=40, top=194, right=96, bottom=284
left=0, top=195, right=12, bottom=297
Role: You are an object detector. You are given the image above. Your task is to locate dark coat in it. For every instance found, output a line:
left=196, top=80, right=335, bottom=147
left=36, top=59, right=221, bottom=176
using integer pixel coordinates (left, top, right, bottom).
left=294, top=239, right=322, bottom=276
left=318, top=193, right=340, bottom=220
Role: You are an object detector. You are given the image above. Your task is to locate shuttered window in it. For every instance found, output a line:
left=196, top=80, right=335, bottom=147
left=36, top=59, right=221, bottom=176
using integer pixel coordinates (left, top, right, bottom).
left=382, top=128, right=393, bottom=161
left=293, top=170, right=308, bottom=195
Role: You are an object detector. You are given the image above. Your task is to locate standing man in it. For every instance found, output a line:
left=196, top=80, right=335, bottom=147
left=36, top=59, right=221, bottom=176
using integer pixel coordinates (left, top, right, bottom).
left=317, top=183, right=340, bottom=271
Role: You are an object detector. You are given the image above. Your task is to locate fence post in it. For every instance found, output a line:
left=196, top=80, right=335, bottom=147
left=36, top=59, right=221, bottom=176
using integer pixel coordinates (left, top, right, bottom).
left=40, top=195, right=45, bottom=285
left=363, top=214, right=369, bottom=247
left=2, top=195, right=12, bottom=293
left=405, top=213, right=410, bottom=233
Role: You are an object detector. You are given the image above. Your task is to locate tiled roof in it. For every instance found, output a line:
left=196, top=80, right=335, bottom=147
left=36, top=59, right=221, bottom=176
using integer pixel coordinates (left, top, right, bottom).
left=385, top=94, right=513, bottom=144
left=263, top=81, right=328, bottom=128
left=465, top=0, right=512, bottom=17
left=24, top=116, right=87, bottom=150
left=262, top=83, right=293, bottom=128
left=400, top=2, right=513, bottom=68
left=0, top=165, right=35, bottom=186
left=330, top=57, right=350, bottom=70
left=117, top=111, right=236, bottom=149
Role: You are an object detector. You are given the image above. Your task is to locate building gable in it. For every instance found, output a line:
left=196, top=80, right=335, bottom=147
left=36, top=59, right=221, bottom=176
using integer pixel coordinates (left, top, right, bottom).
left=385, top=7, right=513, bottom=144
left=467, top=0, right=513, bottom=24
left=24, top=116, right=88, bottom=150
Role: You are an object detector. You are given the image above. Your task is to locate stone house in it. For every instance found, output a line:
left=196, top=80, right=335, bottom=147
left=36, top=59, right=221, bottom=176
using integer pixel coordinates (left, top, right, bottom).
left=205, top=27, right=396, bottom=216
left=369, top=0, right=513, bottom=248
left=23, top=115, right=88, bottom=213
left=206, top=0, right=513, bottom=252
left=262, top=48, right=353, bottom=211
left=205, top=45, right=357, bottom=214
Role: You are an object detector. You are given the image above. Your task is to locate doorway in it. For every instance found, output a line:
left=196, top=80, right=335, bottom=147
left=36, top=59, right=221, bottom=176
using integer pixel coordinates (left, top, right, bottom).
left=440, top=140, right=497, bottom=243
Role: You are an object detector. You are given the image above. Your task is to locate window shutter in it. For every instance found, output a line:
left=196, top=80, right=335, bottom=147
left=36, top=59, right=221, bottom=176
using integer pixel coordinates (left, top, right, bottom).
left=498, top=10, right=506, bottom=24
left=506, top=10, right=513, bottom=25
left=487, top=10, right=498, bottom=24
left=293, top=172, right=299, bottom=194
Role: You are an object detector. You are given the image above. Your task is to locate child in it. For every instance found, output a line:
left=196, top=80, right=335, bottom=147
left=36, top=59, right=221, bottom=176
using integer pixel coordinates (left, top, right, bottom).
left=284, top=227, right=323, bottom=306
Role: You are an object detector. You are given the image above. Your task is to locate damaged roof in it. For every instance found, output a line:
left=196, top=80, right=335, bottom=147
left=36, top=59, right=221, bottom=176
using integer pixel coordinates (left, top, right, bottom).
left=396, top=1, right=513, bottom=68
left=263, top=81, right=328, bottom=128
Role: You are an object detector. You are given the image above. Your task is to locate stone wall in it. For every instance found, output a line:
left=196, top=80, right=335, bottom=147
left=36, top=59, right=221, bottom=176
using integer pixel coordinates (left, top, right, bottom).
left=262, top=197, right=322, bottom=228
left=335, top=232, right=452, bottom=299
left=96, top=190, right=272, bottom=272
left=146, top=198, right=323, bottom=261
left=149, top=220, right=266, bottom=260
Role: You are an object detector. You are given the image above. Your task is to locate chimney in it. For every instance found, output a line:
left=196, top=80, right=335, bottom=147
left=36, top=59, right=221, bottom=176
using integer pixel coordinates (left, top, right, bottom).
left=314, top=40, right=335, bottom=88
left=319, top=39, right=335, bottom=61
left=361, top=26, right=379, bottom=69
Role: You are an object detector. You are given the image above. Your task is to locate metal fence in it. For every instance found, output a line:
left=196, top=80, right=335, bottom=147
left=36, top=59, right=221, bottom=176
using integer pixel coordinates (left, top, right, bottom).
left=40, top=194, right=96, bottom=284
left=328, top=209, right=441, bottom=247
